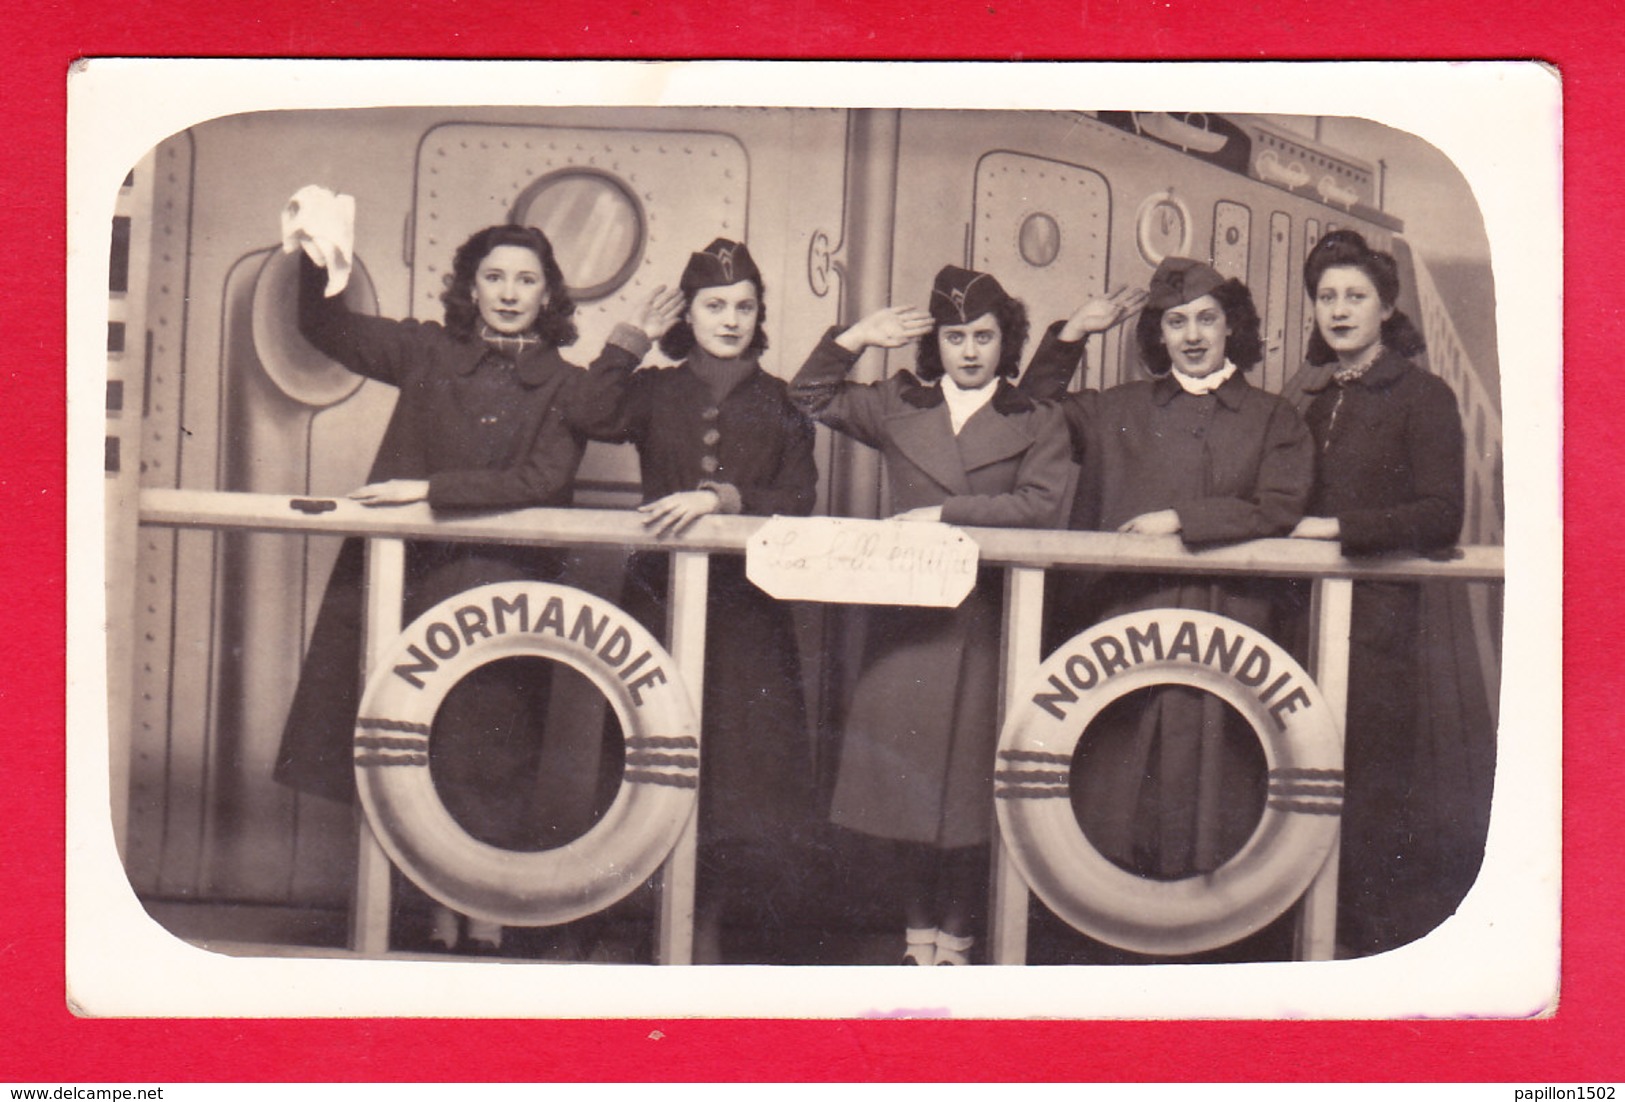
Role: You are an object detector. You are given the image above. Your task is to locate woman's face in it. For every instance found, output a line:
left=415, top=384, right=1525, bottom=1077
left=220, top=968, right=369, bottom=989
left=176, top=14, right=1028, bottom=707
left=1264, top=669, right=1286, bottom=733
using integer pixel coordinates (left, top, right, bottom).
left=1314, top=264, right=1392, bottom=362
left=472, top=245, right=547, bottom=335
left=1159, top=293, right=1230, bottom=378
left=937, top=312, right=1003, bottom=390
left=687, top=280, right=760, bottom=359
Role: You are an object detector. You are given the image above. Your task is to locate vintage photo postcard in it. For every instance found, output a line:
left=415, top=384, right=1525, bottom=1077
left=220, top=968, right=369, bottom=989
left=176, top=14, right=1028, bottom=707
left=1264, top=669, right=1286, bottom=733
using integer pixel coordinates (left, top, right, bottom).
left=66, top=58, right=1560, bottom=1019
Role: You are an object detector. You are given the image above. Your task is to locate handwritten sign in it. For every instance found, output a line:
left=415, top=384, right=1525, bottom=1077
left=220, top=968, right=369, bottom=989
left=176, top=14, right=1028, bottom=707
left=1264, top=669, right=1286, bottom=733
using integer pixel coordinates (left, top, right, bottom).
left=746, top=516, right=979, bottom=607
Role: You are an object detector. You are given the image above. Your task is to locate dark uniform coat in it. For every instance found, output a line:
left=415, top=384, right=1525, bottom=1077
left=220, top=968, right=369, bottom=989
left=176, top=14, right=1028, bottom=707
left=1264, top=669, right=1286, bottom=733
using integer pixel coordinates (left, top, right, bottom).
left=1291, top=350, right=1475, bottom=954
left=569, top=346, right=819, bottom=892
left=793, top=331, right=1074, bottom=848
left=274, top=255, right=635, bottom=822
left=1021, top=323, right=1313, bottom=877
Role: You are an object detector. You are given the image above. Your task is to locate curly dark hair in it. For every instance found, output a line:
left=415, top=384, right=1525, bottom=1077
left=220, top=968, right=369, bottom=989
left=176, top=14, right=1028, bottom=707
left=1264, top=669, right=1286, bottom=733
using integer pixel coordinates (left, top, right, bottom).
left=440, top=224, right=578, bottom=347
left=658, top=280, right=770, bottom=361
left=1135, top=277, right=1263, bottom=375
left=914, top=295, right=1030, bottom=382
left=1302, top=229, right=1426, bottom=365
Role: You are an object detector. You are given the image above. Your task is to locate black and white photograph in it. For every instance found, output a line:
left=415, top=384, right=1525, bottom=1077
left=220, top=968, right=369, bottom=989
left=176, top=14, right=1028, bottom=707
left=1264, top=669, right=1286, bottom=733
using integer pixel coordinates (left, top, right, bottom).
left=69, top=60, right=1559, bottom=1019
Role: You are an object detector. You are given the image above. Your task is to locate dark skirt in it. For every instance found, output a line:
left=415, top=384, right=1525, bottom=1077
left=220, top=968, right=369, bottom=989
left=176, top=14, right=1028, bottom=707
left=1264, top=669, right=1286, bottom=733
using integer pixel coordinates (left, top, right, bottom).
left=275, top=538, right=568, bottom=809
left=620, top=552, right=814, bottom=910
left=1335, top=580, right=1497, bottom=954
left=1055, top=573, right=1278, bottom=880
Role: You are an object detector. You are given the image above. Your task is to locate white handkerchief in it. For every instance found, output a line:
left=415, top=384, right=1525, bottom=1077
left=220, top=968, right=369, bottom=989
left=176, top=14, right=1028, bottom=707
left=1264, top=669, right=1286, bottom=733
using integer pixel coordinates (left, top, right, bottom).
left=280, top=184, right=356, bottom=297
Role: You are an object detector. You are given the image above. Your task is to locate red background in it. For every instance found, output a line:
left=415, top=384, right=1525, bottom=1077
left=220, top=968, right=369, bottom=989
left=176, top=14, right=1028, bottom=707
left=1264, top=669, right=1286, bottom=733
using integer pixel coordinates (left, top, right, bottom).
left=8, top=1, right=1610, bottom=1083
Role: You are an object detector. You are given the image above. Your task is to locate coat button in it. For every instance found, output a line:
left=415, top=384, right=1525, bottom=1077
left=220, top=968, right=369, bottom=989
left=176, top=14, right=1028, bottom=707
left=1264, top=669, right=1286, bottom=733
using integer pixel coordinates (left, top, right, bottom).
left=702, top=428, right=721, bottom=446
left=700, top=455, right=719, bottom=474
left=701, top=406, right=720, bottom=422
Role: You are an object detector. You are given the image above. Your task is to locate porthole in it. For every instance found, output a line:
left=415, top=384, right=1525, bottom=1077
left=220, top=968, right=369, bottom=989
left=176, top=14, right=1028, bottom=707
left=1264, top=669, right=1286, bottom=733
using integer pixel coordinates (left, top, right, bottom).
left=1018, top=212, right=1062, bottom=268
left=510, top=168, right=646, bottom=301
left=1135, top=191, right=1193, bottom=266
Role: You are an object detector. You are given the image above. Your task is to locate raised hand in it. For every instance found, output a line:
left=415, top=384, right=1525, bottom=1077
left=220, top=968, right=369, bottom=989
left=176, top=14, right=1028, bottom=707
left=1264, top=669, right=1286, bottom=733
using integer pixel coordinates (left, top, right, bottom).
left=634, top=284, right=687, bottom=342
left=281, top=185, right=357, bottom=297
left=836, top=306, right=936, bottom=353
left=1059, top=285, right=1150, bottom=341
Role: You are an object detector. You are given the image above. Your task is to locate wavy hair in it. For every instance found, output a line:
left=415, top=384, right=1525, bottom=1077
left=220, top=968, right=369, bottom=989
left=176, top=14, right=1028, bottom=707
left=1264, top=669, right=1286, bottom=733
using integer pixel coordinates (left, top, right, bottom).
left=1135, top=277, right=1264, bottom=375
left=440, top=224, right=578, bottom=347
left=658, top=280, right=770, bottom=361
left=914, top=295, right=1030, bottom=382
left=1302, top=229, right=1426, bottom=365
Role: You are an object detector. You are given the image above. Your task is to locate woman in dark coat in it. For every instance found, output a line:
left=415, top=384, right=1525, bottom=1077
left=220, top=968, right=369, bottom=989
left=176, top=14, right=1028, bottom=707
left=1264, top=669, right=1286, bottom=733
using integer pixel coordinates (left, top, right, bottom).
left=1286, top=229, right=1474, bottom=957
left=1020, top=257, right=1313, bottom=897
left=568, top=239, right=819, bottom=963
left=273, top=203, right=661, bottom=952
left=792, top=265, right=1073, bottom=965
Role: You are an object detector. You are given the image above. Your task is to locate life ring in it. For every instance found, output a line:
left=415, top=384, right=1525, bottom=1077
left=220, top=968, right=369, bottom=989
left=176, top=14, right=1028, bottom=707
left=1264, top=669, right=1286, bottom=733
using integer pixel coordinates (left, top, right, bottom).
left=353, top=581, right=700, bottom=927
left=995, top=608, right=1343, bottom=955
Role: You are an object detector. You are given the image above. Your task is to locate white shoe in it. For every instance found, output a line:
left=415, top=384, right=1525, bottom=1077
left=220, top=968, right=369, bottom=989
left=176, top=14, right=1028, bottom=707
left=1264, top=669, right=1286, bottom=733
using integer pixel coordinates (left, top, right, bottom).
left=903, top=926, right=938, bottom=966
left=935, top=930, right=974, bottom=966
left=428, top=905, right=459, bottom=952
left=465, top=916, right=503, bottom=953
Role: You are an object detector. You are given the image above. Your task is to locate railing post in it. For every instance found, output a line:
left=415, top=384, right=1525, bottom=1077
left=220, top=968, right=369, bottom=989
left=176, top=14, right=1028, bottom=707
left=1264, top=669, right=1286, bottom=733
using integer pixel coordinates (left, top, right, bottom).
left=1297, top=575, right=1353, bottom=961
left=350, top=536, right=404, bottom=956
left=990, top=566, right=1045, bottom=965
left=657, top=550, right=709, bottom=965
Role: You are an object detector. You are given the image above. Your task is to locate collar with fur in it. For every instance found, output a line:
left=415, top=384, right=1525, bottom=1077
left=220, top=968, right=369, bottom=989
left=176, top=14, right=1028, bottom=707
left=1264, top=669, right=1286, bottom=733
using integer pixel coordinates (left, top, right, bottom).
left=896, top=372, right=1035, bottom=415
left=1301, top=347, right=1413, bottom=396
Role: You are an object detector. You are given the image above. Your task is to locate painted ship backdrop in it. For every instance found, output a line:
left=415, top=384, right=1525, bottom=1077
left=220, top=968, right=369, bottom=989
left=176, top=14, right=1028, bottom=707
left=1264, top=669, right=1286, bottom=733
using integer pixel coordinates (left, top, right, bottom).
left=104, top=106, right=1503, bottom=964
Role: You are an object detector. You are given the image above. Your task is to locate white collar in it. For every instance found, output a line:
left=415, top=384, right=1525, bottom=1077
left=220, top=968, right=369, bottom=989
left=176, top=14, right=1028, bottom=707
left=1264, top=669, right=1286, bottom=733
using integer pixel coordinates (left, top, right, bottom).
left=1172, top=359, right=1238, bottom=395
left=939, top=375, right=999, bottom=434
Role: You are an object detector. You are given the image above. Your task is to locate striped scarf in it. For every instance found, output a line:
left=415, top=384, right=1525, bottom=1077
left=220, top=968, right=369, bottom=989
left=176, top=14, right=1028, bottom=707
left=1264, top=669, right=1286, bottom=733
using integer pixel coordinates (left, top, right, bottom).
left=480, top=325, right=542, bottom=358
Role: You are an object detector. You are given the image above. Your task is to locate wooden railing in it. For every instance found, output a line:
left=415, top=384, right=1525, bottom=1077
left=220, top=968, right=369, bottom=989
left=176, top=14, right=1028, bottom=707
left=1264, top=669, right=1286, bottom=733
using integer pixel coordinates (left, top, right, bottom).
left=137, top=488, right=1505, bottom=964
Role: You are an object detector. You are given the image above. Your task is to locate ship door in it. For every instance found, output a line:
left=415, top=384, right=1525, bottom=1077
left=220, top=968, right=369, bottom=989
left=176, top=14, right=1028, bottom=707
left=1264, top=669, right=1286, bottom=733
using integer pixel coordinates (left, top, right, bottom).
left=970, top=152, right=1114, bottom=388
left=407, top=122, right=750, bottom=505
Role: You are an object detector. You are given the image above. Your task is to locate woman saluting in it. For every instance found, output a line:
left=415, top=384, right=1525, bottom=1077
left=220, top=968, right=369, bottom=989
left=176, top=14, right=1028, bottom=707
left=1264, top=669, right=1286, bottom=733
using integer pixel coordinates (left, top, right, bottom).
left=792, top=265, right=1073, bottom=966
left=569, top=239, right=819, bottom=963
left=1020, top=258, right=1312, bottom=909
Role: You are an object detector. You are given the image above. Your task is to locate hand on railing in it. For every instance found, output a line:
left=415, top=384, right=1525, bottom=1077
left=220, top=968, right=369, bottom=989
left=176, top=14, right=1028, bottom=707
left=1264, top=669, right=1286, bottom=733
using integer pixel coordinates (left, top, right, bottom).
left=1116, top=509, right=1181, bottom=536
left=638, top=489, right=722, bottom=537
left=348, top=479, right=430, bottom=506
left=1290, top=516, right=1341, bottom=541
